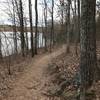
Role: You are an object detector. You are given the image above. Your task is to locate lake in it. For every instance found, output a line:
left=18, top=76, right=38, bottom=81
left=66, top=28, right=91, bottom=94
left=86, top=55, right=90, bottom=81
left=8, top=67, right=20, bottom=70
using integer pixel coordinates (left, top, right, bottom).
left=0, top=32, right=45, bottom=56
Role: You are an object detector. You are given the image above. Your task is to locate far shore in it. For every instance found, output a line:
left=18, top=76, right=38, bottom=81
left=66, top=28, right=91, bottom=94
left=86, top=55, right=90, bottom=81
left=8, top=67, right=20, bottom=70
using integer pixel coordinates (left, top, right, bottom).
left=0, top=25, right=43, bottom=32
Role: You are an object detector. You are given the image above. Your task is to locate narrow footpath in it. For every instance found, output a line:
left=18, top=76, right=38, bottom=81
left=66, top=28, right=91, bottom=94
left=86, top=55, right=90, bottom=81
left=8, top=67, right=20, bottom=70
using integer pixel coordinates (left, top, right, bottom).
left=4, top=46, right=65, bottom=100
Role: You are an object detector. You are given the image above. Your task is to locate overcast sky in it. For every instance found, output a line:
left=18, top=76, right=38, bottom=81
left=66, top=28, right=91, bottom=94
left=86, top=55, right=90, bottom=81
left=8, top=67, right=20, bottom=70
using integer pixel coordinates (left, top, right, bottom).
left=0, top=0, right=59, bottom=25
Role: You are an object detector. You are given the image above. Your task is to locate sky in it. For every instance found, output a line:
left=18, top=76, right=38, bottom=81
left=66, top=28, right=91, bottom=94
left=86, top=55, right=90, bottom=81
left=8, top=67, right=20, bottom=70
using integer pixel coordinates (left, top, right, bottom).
left=0, top=0, right=100, bottom=25
left=0, top=0, right=59, bottom=25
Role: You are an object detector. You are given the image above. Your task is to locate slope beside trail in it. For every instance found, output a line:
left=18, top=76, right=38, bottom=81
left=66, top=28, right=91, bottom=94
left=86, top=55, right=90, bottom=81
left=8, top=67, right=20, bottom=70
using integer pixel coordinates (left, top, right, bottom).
left=3, top=46, right=65, bottom=100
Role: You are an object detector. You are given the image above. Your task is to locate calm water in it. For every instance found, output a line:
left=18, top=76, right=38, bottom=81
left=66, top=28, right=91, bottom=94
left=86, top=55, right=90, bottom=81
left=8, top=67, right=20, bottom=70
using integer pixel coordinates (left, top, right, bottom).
left=0, top=32, right=45, bottom=56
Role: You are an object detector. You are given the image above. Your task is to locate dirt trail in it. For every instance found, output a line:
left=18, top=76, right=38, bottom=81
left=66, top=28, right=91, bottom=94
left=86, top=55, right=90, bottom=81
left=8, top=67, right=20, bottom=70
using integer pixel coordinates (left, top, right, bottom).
left=3, top=46, right=65, bottom=100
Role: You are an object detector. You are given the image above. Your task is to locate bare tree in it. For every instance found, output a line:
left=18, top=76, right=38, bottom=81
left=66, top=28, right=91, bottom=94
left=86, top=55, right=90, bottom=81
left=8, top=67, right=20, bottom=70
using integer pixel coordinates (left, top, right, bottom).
left=0, top=34, right=2, bottom=59
left=24, top=17, right=29, bottom=55
left=66, top=0, right=71, bottom=53
left=35, top=0, right=38, bottom=54
left=12, top=0, right=18, bottom=54
left=19, top=0, right=25, bottom=57
left=29, top=0, right=34, bottom=57
left=50, top=0, right=54, bottom=52
left=44, top=0, right=48, bottom=51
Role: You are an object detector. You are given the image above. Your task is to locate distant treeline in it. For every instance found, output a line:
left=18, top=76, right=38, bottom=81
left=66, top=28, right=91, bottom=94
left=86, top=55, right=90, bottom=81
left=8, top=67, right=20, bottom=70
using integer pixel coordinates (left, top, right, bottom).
left=0, top=23, right=100, bottom=41
left=0, top=25, right=42, bottom=32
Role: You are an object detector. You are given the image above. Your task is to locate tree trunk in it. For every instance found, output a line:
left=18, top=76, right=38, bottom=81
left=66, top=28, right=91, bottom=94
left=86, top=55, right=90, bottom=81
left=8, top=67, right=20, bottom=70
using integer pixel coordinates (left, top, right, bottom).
left=24, top=18, right=29, bottom=55
left=35, top=0, right=38, bottom=54
left=50, top=0, right=54, bottom=52
left=13, top=32, right=17, bottom=54
left=44, top=0, right=48, bottom=52
left=74, top=0, right=78, bottom=56
left=12, top=0, right=18, bottom=54
left=80, top=0, right=97, bottom=99
left=0, top=34, right=2, bottom=59
left=19, top=0, right=25, bottom=57
left=75, top=0, right=80, bottom=56
left=66, top=0, right=71, bottom=53
left=29, top=0, right=34, bottom=57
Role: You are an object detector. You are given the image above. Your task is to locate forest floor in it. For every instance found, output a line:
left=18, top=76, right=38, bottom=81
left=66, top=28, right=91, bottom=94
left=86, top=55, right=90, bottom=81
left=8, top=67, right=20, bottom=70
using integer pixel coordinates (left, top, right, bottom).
left=1, top=45, right=66, bottom=100
left=0, top=44, right=100, bottom=100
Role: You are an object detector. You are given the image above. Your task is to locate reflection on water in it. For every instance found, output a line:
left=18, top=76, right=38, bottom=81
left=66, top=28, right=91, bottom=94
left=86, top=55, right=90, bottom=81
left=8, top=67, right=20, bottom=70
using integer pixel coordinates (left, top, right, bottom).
left=0, top=32, right=45, bottom=56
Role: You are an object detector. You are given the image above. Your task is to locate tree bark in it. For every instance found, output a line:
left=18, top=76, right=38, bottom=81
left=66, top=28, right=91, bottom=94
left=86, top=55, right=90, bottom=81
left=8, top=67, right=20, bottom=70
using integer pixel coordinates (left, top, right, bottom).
left=74, top=0, right=78, bottom=56
left=75, top=0, right=80, bottom=56
left=19, top=0, right=25, bottom=57
left=66, top=0, right=71, bottom=53
left=50, top=0, right=54, bottom=52
left=0, top=34, right=2, bottom=59
left=29, top=0, right=34, bottom=57
left=80, top=0, right=97, bottom=99
left=12, top=0, right=18, bottom=54
left=35, top=0, right=38, bottom=54
left=44, top=0, right=48, bottom=52
left=24, top=18, right=29, bottom=55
